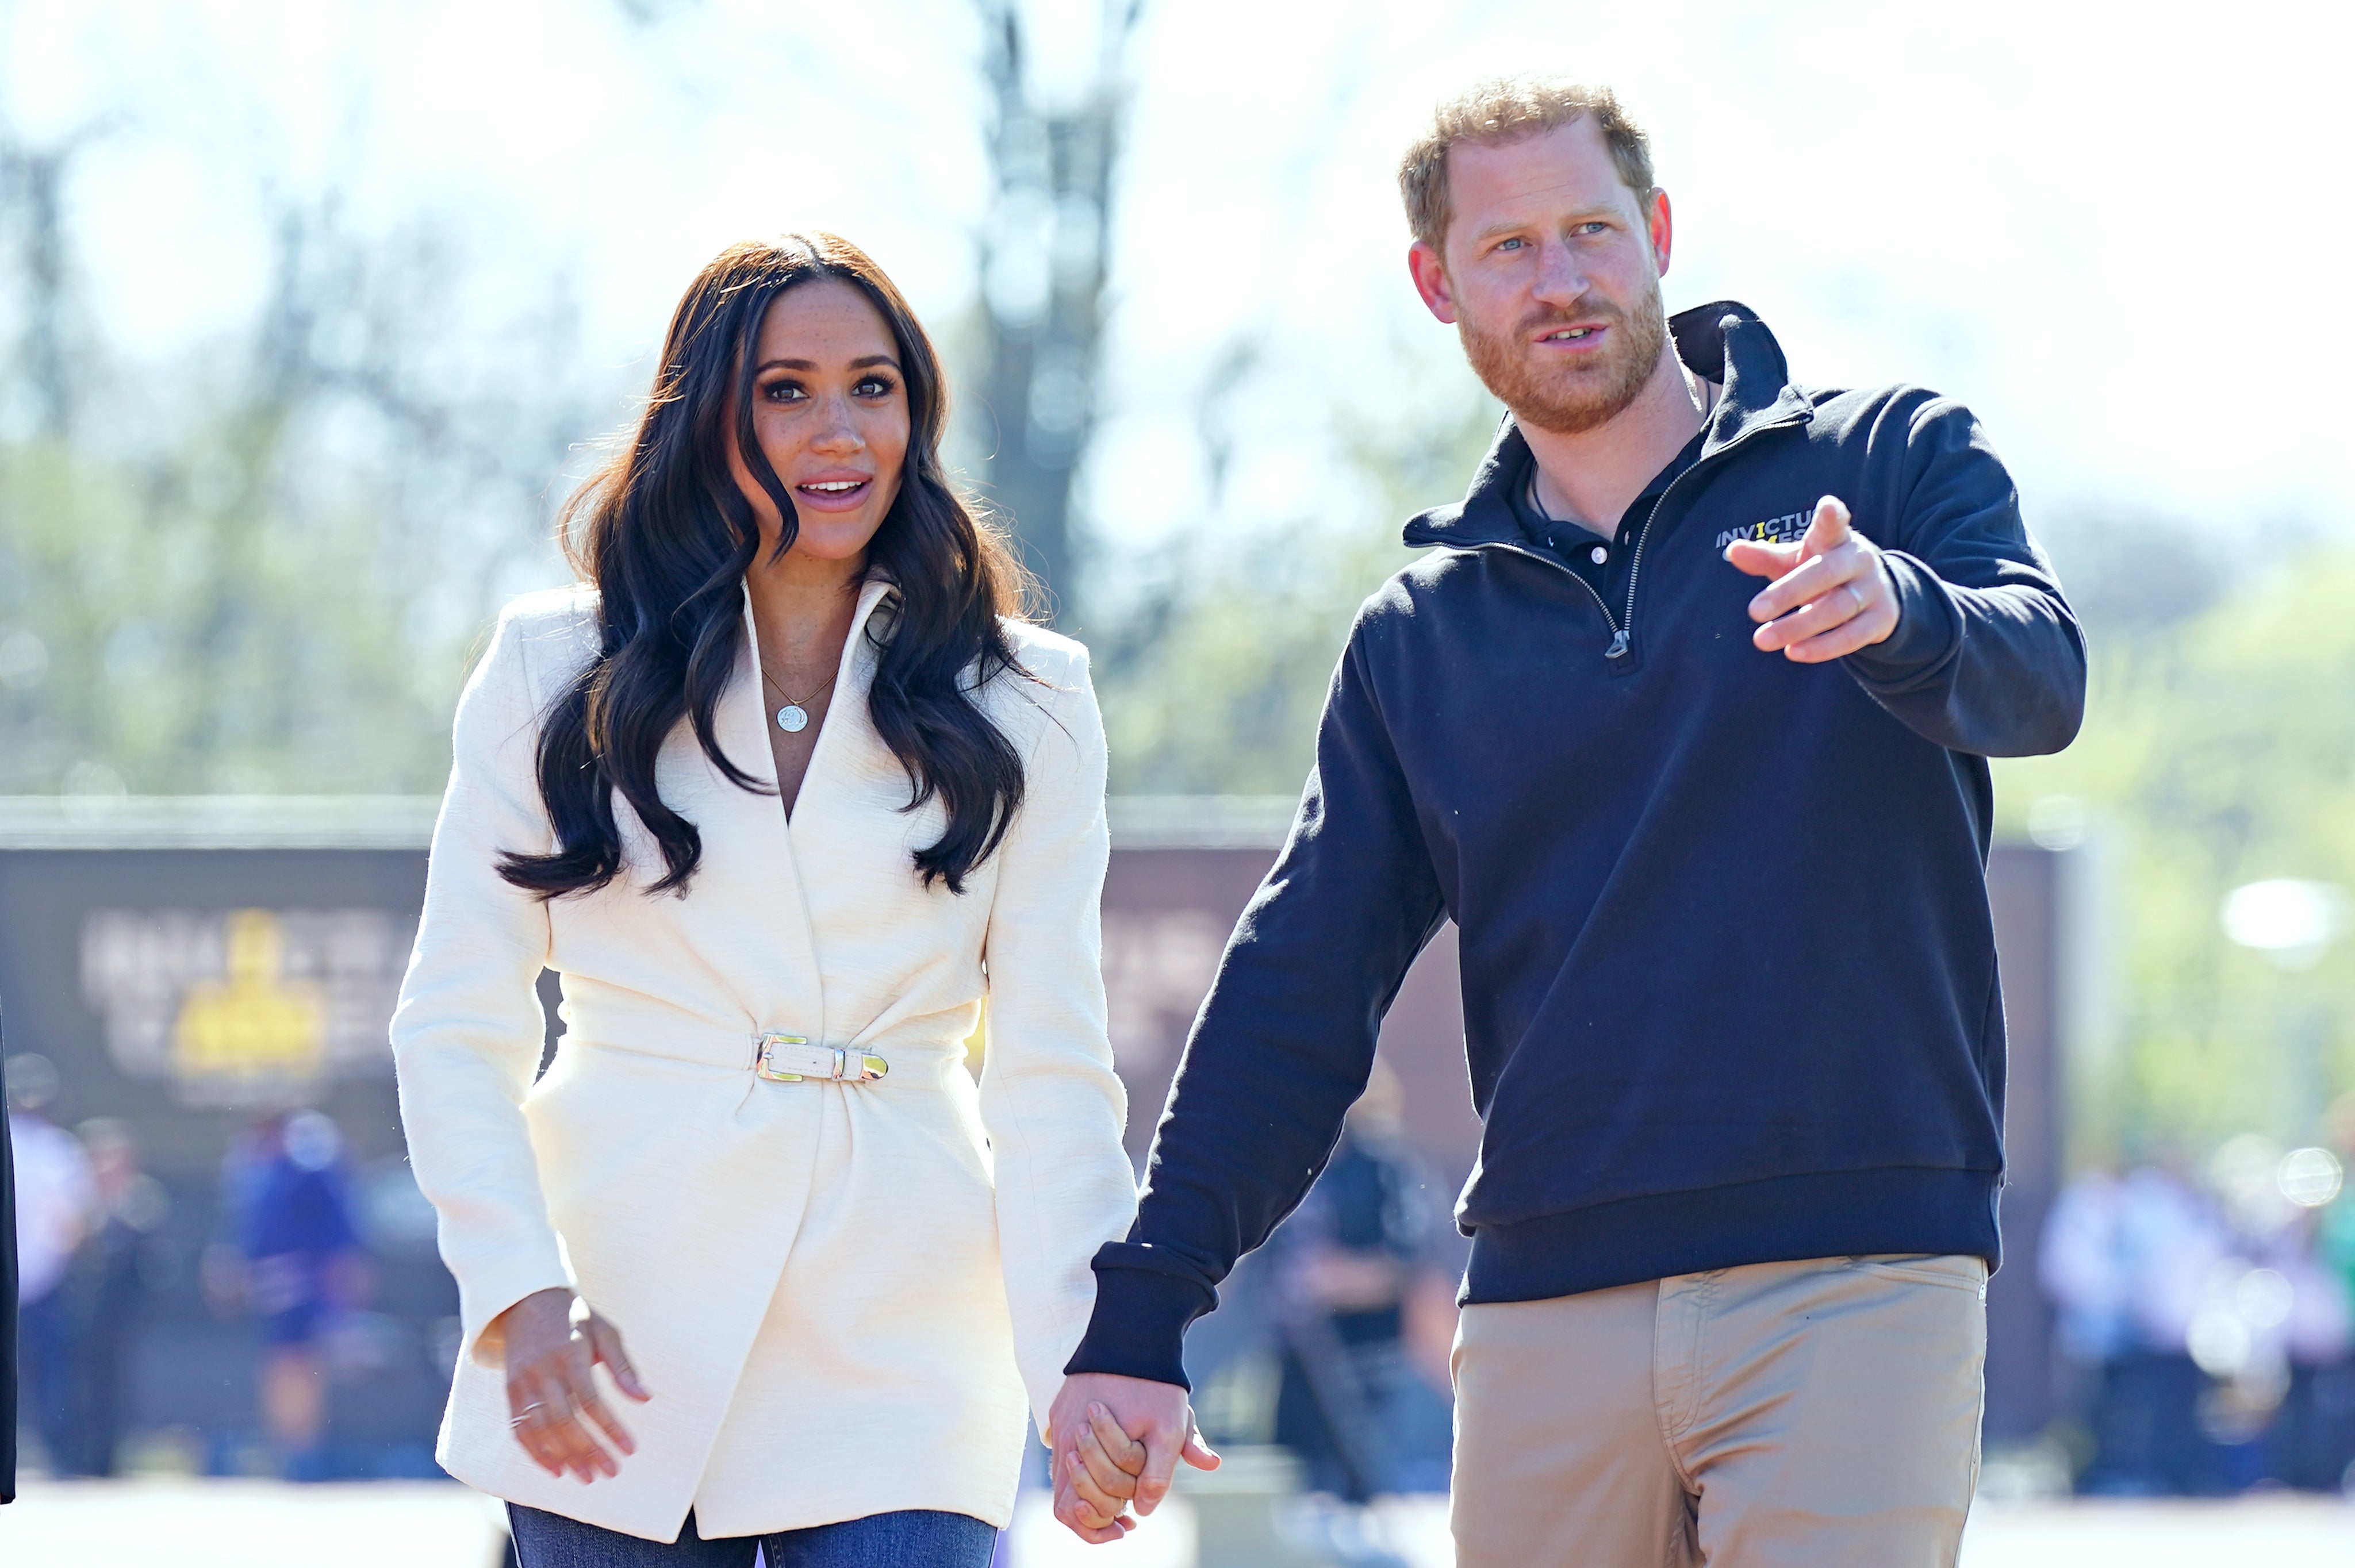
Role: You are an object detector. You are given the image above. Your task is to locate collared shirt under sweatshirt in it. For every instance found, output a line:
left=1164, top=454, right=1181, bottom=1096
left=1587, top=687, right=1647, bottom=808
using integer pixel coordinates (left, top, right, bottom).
left=1068, top=301, right=2086, bottom=1390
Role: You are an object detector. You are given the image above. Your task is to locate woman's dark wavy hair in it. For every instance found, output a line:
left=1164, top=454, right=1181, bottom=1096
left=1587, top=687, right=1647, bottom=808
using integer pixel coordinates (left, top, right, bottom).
left=497, top=233, right=1036, bottom=900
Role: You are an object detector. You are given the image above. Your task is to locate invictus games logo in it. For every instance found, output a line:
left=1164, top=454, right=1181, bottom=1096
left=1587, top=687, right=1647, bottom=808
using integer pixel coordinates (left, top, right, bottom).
left=80, top=908, right=410, bottom=1106
left=1715, top=509, right=1813, bottom=551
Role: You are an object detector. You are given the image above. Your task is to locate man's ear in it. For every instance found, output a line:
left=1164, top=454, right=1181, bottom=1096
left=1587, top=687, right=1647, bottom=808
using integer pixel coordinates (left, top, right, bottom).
left=1646, top=188, right=1674, bottom=279
left=1407, top=240, right=1458, bottom=325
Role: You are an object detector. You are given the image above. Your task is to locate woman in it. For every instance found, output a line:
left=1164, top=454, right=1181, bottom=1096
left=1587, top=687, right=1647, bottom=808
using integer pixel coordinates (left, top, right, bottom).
left=392, top=234, right=1140, bottom=1563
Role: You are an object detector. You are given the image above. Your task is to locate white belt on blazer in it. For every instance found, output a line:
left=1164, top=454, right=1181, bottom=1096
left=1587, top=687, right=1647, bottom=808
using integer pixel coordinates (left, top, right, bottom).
left=753, top=1033, right=889, bottom=1084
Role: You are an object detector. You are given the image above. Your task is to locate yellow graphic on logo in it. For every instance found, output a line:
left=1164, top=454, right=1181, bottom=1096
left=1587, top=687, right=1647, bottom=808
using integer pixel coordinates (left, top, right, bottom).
left=174, top=909, right=327, bottom=1085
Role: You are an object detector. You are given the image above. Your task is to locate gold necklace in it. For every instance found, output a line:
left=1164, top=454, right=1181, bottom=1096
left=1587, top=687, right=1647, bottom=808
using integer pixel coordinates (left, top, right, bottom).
left=758, top=660, right=836, bottom=734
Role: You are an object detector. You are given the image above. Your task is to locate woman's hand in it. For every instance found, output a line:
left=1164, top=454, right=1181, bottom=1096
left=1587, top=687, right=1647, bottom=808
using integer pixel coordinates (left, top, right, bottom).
left=1048, top=1375, right=1219, bottom=1542
left=1064, top=1402, right=1150, bottom=1538
left=493, top=1287, right=651, bottom=1483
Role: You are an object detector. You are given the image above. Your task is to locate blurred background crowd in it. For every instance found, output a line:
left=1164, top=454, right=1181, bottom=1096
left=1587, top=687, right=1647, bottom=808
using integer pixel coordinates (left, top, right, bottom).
left=19, top=1049, right=2355, bottom=1506
left=6, top=0, right=2355, bottom=1541
left=2040, top=1120, right=2355, bottom=1496
left=11, top=1054, right=435, bottom=1483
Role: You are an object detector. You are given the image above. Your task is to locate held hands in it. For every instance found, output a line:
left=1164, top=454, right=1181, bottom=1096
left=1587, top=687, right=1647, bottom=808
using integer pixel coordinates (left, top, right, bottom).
left=493, top=1286, right=651, bottom=1484
left=1046, top=1374, right=1221, bottom=1543
left=1724, top=495, right=1899, bottom=662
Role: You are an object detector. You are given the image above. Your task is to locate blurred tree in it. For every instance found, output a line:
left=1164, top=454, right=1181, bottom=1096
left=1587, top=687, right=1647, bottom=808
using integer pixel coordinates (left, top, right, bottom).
left=971, top=0, right=1142, bottom=617
left=1092, top=336, right=1501, bottom=794
left=0, top=120, right=605, bottom=795
left=1997, top=525, right=2355, bottom=1148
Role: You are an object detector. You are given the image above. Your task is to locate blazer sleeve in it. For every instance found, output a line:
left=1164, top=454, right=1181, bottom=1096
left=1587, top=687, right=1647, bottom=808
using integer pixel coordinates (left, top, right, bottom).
left=390, top=601, right=575, bottom=1368
left=978, top=645, right=1138, bottom=1432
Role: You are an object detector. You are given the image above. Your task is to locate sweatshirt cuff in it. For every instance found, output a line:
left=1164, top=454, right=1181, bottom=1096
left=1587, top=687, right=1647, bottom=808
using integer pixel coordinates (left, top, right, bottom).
left=1062, top=1247, right=1218, bottom=1390
left=1844, top=549, right=1961, bottom=691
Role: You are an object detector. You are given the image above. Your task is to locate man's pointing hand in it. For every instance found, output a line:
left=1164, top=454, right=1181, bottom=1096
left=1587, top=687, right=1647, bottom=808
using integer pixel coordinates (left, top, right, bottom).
left=1725, top=494, right=1899, bottom=662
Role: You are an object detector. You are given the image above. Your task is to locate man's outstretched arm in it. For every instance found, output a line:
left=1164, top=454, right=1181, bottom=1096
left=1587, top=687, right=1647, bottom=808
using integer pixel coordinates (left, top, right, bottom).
left=1728, top=393, right=2085, bottom=758
left=1054, top=614, right=1448, bottom=1528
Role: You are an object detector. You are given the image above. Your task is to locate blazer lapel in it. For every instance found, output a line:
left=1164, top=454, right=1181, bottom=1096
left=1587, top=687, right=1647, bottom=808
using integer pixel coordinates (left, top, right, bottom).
left=784, top=577, right=902, bottom=851
left=646, top=576, right=912, bottom=1048
left=632, top=587, right=826, bottom=1045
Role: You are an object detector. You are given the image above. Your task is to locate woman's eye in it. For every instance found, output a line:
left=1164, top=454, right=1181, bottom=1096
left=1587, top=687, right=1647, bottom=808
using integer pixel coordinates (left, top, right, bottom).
left=854, top=376, right=896, bottom=398
left=762, top=381, right=807, bottom=403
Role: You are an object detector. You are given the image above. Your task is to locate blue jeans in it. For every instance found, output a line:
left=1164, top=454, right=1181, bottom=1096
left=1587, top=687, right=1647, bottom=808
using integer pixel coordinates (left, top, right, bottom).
left=506, top=1505, right=998, bottom=1567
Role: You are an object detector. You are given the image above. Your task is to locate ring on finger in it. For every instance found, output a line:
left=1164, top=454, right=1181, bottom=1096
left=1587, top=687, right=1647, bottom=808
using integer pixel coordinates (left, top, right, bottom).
left=1846, top=582, right=1867, bottom=616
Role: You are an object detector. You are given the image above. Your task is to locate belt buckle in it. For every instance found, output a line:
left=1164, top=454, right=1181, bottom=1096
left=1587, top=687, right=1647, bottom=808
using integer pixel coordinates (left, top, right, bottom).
left=754, top=1033, right=888, bottom=1083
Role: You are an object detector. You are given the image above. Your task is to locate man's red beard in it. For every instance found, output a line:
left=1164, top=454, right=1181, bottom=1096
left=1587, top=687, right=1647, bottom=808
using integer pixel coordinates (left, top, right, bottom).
left=1459, top=283, right=1668, bottom=436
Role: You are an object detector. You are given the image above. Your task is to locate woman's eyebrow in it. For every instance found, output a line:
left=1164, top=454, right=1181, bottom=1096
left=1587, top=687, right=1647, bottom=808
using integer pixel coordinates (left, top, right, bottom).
left=754, top=355, right=902, bottom=372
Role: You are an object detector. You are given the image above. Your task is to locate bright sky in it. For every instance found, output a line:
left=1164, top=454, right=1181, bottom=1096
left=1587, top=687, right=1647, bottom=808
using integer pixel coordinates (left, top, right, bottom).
left=9, top=0, right=2353, bottom=563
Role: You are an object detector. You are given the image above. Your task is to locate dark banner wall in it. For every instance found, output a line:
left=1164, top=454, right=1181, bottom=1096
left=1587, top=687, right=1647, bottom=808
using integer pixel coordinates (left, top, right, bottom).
left=0, top=844, right=449, bottom=1474
left=0, top=800, right=2068, bottom=1468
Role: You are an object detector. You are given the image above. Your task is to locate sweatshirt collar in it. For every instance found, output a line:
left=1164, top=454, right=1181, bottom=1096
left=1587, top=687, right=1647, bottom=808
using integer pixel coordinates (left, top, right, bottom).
left=1404, top=300, right=1812, bottom=551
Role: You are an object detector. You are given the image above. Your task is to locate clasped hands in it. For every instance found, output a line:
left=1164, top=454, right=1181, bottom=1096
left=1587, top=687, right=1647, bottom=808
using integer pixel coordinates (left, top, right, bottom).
left=1045, top=1373, right=1221, bottom=1542
left=1724, top=494, right=1898, bottom=660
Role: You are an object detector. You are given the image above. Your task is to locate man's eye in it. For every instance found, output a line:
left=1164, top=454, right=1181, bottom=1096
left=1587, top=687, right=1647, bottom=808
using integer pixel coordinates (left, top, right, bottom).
left=1577, top=222, right=1608, bottom=236
left=1497, top=237, right=1525, bottom=252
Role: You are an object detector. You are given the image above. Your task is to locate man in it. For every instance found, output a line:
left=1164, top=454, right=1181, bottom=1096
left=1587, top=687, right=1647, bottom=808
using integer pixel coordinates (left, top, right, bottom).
left=1049, top=78, right=2084, bottom=1565
left=8, top=1052, right=97, bottom=1479
left=70, top=1118, right=169, bottom=1476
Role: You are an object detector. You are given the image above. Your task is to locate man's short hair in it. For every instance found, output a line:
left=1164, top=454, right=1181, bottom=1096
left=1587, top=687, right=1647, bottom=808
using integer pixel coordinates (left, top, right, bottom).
left=1398, top=78, right=1656, bottom=254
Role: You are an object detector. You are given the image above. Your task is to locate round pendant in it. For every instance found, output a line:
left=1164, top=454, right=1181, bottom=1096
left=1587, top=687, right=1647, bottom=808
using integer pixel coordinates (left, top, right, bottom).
left=776, top=704, right=809, bottom=733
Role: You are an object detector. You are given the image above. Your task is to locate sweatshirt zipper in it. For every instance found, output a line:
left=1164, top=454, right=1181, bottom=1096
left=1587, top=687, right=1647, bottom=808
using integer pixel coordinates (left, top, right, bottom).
left=1512, top=410, right=1806, bottom=663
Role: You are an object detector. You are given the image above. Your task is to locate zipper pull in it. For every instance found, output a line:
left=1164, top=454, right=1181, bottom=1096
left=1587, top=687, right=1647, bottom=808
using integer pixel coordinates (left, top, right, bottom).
left=1606, top=629, right=1630, bottom=660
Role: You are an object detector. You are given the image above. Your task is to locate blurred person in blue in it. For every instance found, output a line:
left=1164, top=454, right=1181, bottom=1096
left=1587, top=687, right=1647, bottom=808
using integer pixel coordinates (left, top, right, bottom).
left=2322, top=1105, right=2355, bottom=1485
left=2267, top=1102, right=2355, bottom=1491
left=2038, top=1162, right=2130, bottom=1458
left=1054, top=75, right=2084, bottom=1566
left=210, top=1109, right=373, bottom=1479
left=2044, top=1140, right=2229, bottom=1494
left=2261, top=1203, right=2353, bottom=1490
left=392, top=235, right=1134, bottom=1566
left=7, top=1051, right=97, bottom=1478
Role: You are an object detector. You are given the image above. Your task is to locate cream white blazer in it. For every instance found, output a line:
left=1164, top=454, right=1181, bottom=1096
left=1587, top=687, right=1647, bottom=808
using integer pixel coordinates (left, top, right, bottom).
left=390, top=579, right=1136, bottom=1542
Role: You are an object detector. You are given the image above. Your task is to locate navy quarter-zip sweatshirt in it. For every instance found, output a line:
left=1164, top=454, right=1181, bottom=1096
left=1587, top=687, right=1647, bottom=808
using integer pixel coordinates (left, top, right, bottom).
left=1067, top=302, right=2086, bottom=1390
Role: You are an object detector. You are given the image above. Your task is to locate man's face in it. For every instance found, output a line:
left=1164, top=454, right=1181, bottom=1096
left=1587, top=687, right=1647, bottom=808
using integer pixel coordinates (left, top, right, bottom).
left=1409, top=117, right=1673, bottom=436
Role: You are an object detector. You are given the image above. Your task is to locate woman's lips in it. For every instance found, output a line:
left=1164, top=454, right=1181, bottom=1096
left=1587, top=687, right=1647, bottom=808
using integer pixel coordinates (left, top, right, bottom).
left=793, top=478, right=871, bottom=512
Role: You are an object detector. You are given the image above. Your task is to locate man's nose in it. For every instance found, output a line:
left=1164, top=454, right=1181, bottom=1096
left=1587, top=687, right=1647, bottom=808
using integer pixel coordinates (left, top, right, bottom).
left=1531, top=239, right=1590, bottom=306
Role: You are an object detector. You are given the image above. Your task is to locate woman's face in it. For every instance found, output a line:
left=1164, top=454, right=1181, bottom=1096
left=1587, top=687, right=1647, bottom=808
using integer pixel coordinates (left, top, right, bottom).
left=730, top=278, right=911, bottom=564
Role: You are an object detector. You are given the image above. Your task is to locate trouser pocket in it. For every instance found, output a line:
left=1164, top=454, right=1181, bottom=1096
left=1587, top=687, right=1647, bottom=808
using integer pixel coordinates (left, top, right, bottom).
left=1846, top=1252, right=1989, bottom=1296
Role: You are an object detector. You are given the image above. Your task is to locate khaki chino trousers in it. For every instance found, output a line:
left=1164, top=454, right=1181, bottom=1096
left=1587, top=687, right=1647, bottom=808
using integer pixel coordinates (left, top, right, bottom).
left=1450, top=1254, right=1987, bottom=1568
